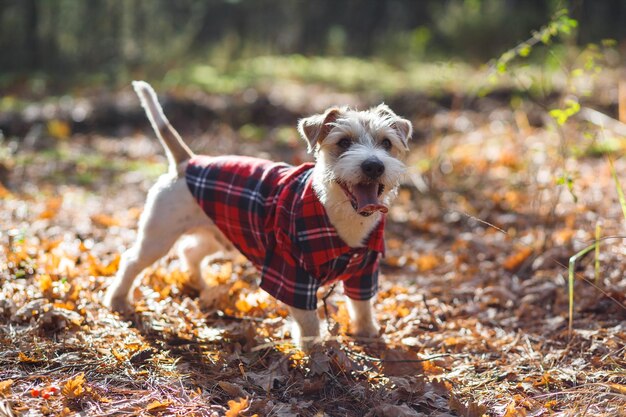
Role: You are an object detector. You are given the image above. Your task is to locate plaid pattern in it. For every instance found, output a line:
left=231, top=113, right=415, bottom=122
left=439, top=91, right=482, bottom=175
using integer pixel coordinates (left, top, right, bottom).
left=185, top=155, right=385, bottom=310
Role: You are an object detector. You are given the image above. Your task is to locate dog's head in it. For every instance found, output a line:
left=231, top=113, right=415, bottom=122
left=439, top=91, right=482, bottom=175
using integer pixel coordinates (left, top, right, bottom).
left=298, top=104, right=412, bottom=217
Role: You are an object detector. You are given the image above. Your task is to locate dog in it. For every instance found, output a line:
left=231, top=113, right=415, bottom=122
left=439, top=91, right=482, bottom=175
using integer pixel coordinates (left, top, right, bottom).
left=103, top=81, right=412, bottom=349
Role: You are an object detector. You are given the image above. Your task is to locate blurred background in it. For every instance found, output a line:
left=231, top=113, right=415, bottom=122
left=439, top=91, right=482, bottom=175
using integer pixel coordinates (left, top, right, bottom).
left=0, top=0, right=624, bottom=97
left=0, top=0, right=625, bottom=193
left=1, top=0, right=625, bottom=82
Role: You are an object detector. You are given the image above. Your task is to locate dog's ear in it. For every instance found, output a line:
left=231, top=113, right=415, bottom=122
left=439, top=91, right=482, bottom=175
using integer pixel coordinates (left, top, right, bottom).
left=298, top=108, right=341, bottom=153
left=375, top=104, right=412, bottom=151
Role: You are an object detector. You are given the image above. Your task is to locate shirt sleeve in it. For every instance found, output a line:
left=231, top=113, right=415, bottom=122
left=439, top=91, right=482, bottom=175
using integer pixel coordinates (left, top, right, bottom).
left=342, top=251, right=380, bottom=301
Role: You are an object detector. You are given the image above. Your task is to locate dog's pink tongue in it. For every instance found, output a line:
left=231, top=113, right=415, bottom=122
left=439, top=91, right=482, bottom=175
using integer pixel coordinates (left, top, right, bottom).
left=353, top=183, right=388, bottom=215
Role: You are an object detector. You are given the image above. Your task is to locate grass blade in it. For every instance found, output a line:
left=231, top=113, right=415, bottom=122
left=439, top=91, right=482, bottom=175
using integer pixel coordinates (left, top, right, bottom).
left=568, top=243, right=596, bottom=335
left=595, top=222, right=601, bottom=283
left=609, top=157, right=626, bottom=221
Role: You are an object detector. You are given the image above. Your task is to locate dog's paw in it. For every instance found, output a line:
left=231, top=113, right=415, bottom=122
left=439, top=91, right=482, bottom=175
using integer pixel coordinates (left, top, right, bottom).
left=102, top=291, right=133, bottom=315
left=351, top=321, right=381, bottom=339
left=297, top=335, right=323, bottom=353
left=198, top=285, right=229, bottom=309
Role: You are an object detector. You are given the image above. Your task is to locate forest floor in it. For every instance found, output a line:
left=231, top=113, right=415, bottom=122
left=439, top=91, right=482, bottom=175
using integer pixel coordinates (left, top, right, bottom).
left=1, top=71, right=626, bottom=416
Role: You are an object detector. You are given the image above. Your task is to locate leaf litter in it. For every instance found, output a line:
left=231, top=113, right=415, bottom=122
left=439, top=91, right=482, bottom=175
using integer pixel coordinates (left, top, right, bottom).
left=1, top=82, right=626, bottom=416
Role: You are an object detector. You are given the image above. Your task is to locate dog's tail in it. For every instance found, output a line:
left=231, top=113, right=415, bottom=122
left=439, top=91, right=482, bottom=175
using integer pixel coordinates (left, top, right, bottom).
left=132, top=81, right=194, bottom=167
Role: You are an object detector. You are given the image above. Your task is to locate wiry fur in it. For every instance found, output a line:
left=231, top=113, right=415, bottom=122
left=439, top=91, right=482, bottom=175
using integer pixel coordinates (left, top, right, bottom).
left=103, top=82, right=412, bottom=350
left=308, top=105, right=411, bottom=246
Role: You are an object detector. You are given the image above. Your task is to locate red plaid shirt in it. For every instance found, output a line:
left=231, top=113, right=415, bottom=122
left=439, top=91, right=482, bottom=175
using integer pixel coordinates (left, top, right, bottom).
left=185, top=155, right=385, bottom=310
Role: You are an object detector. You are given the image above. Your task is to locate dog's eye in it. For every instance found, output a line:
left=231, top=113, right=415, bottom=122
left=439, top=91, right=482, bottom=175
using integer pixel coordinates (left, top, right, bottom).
left=381, top=138, right=392, bottom=151
left=337, top=138, right=352, bottom=150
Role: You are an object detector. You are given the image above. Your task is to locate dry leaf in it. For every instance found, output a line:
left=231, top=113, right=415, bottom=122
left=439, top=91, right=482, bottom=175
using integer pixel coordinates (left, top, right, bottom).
left=62, top=373, right=86, bottom=399
left=218, top=381, right=248, bottom=398
left=0, top=379, right=13, bottom=396
left=38, top=197, right=63, bottom=220
left=502, top=247, right=533, bottom=271
left=606, top=383, right=626, bottom=395
left=365, top=403, right=424, bottom=417
left=225, top=397, right=249, bottom=417
left=146, top=400, right=172, bottom=412
left=18, top=352, right=41, bottom=364
left=0, top=182, right=12, bottom=199
left=235, top=298, right=253, bottom=313
left=415, top=253, right=440, bottom=271
left=90, top=213, right=120, bottom=228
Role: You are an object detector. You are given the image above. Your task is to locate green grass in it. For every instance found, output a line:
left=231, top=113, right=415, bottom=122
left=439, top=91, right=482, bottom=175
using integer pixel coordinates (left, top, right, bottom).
left=163, top=55, right=550, bottom=97
left=10, top=146, right=165, bottom=186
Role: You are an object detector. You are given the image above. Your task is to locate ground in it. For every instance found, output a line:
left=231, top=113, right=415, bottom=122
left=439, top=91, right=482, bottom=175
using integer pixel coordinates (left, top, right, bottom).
left=1, top=72, right=626, bottom=416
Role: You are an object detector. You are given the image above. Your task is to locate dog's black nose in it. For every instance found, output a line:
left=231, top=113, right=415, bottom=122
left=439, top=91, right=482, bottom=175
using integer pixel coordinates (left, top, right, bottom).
left=361, top=157, right=385, bottom=179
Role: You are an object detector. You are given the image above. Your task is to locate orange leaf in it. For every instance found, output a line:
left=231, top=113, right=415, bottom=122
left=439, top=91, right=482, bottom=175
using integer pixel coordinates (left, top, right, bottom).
left=607, top=383, right=626, bottom=395
left=90, top=213, right=120, bottom=228
left=553, top=228, right=574, bottom=245
left=503, top=401, right=527, bottom=417
left=415, top=253, right=440, bottom=271
left=235, top=299, right=253, bottom=314
left=0, top=182, right=12, bottom=199
left=38, top=197, right=63, bottom=220
left=503, top=247, right=533, bottom=271
left=62, top=373, right=86, bottom=399
left=53, top=301, right=76, bottom=311
left=38, top=274, right=54, bottom=293
left=225, top=397, right=249, bottom=417
left=146, top=400, right=172, bottom=412
left=0, top=379, right=13, bottom=395
left=18, top=352, right=40, bottom=363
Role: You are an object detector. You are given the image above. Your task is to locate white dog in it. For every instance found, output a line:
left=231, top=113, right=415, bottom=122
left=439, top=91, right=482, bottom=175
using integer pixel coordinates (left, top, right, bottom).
left=103, top=81, right=412, bottom=349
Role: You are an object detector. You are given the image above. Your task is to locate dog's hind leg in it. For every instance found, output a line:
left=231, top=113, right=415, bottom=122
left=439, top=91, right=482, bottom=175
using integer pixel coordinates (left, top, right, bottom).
left=177, top=226, right=227, bottom=293
left=103, top=173, right=207, bottom=314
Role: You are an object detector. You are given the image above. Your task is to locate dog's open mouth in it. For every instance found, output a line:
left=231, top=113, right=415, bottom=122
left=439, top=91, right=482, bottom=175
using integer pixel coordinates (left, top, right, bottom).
left=338, top=181, right=387, bottom=216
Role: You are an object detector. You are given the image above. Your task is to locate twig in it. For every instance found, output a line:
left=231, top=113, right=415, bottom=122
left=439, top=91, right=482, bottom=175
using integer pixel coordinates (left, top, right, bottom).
left=421, top=293, right=441, bottom=330
left=341, top=348, right=453, bottom=363
left=322, top=283, right=338, bottom=334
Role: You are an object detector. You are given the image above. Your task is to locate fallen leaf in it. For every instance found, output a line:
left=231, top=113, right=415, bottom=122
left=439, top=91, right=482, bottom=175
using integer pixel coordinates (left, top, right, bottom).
left=365, top=403, right=425, bottom=417
left=18, top=352, right=41, bottom=364
left=62, top=373, right=86, bottom=399
left=90, top=213, right=120, bottom=228
left=503, top=247, right=533, bottom=271
left=146, top=400, right=172, bottom=412
left=0, top=182, right=12, bottom=199
left=218, top=381, right=249, bottom=398
left=225, top=397, right=249, bottom=417
left=0, top=379, right=13, bottom=396
left=235, top=298, right=253, bottom=313
left=38, top=197, right=63, bottom=220
left=606, top=383, right=626, bottom=395
left=308, top=350, right=331, bottom=376
left=415, top=253, right=440, bottom=271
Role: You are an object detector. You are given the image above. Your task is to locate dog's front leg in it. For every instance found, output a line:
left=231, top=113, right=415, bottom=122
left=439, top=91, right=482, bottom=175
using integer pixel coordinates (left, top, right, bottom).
left=288, top=306, right=320, bottom=350
left=346, top=297, right=380, bottom=338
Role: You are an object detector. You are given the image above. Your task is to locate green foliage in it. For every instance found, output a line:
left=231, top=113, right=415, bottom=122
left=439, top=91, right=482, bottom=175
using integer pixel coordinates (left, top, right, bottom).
left=165, top=55, right=476, bottom=95
left=555, top=173, right=577, bottom=203
left=491, top=9, right=578, bottom=76
left=549, top=99, right=581, bottom=126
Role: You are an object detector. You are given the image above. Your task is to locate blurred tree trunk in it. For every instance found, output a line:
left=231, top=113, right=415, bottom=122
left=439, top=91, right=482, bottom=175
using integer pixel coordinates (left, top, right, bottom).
left=23, top=0, right=40, bottom=71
